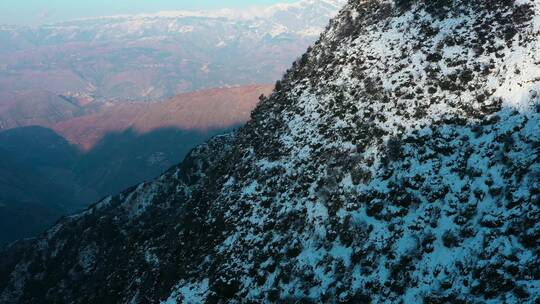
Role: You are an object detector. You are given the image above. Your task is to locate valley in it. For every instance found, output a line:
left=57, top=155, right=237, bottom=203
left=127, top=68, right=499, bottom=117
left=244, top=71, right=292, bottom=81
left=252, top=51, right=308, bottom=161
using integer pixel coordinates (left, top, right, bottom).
left=0, top=84, right=272, bottom=246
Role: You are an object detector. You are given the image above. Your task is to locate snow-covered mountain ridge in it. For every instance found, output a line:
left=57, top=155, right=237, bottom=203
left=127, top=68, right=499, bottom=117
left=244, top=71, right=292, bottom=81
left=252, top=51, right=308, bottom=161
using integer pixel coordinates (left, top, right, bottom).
left=5, top=0, right=347, bottom=41
left=1, top=0, right=540, bottom=303
left=73, top=0, right=345, bottom=22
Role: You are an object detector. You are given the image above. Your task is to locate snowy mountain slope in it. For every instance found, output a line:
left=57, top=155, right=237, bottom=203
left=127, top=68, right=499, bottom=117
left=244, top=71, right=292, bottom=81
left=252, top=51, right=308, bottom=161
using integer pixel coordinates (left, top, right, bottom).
left=2, top=0, right=540, bottom=303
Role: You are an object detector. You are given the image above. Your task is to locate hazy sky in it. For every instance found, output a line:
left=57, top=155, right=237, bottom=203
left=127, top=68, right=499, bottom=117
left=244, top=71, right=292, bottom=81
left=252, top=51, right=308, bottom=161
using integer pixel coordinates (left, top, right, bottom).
left=0, top=0, right=298, bottom=26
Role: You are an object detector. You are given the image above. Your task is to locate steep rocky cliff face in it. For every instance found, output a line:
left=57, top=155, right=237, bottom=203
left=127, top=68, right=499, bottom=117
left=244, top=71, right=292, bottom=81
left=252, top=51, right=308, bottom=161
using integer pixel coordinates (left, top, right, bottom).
left=2, top=0, right=540, bottom=303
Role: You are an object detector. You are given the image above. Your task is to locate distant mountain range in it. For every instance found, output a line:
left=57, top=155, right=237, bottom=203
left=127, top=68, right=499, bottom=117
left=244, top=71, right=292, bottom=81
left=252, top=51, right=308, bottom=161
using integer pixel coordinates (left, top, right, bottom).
left=0, top=0, right=345, bottom=101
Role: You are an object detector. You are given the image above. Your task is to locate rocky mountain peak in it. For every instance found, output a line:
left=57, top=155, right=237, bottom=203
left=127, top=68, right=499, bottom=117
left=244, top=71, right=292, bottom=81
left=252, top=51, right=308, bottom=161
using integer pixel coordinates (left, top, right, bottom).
left=1, top=0, right=539, bottom=303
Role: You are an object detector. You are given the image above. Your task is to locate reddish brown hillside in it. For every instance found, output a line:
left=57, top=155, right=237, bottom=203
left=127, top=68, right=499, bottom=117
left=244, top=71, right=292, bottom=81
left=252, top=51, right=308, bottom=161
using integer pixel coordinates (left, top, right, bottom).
left=132, top=84, right=273, bottom=132
left=53, top=84, right=273, bottom=150
left=52, top=103, right=149, bottom=151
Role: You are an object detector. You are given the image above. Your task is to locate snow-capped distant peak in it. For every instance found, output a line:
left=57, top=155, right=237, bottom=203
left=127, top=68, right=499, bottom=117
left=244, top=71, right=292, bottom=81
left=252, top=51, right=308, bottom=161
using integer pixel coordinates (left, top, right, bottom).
left=23, top=0, right=346, bottom=41
left=60, top=0, right=345, bottom=23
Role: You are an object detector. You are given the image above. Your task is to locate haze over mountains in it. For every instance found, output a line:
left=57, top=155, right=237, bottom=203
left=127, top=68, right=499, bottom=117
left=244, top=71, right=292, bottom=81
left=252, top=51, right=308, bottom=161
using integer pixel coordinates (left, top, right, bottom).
left=0, top=0, right=345, bottom=101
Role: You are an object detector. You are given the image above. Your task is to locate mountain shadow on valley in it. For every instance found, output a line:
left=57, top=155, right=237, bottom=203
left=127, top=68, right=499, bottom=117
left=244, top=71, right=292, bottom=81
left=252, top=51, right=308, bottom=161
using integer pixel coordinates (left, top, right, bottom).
left=0, top=125, right=238, bottom=246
